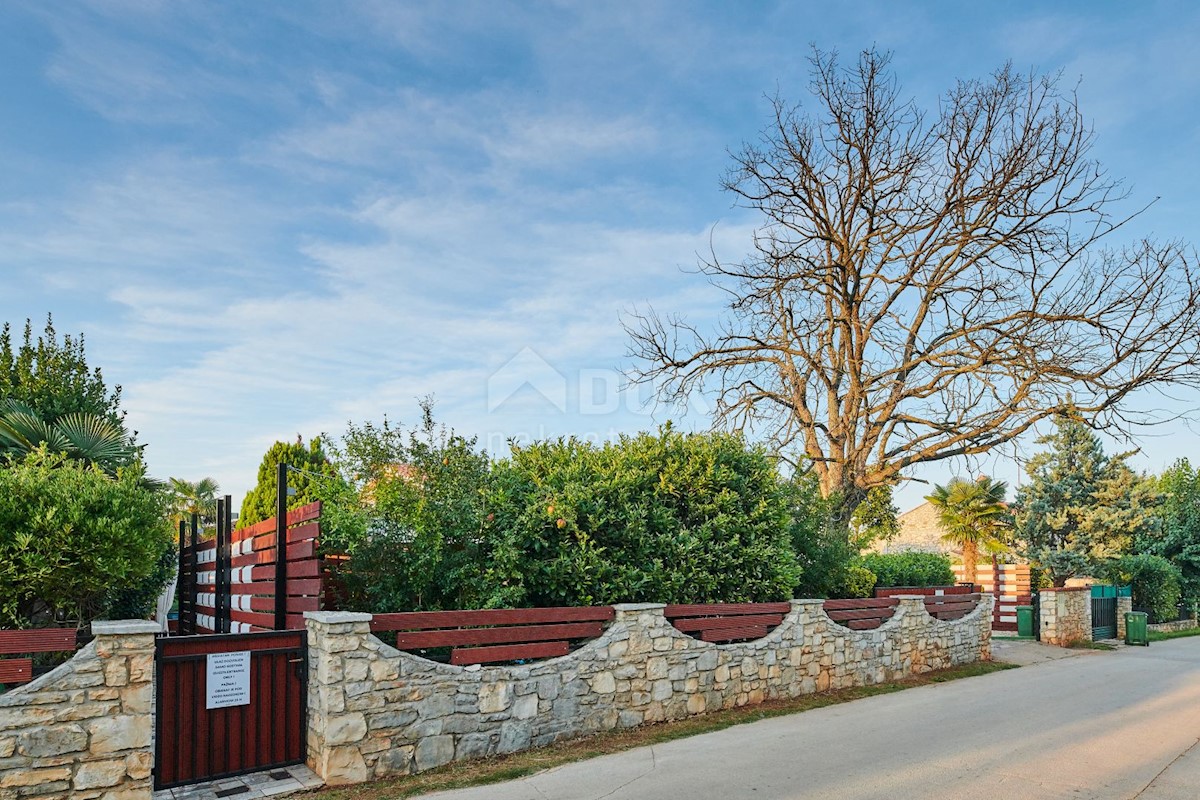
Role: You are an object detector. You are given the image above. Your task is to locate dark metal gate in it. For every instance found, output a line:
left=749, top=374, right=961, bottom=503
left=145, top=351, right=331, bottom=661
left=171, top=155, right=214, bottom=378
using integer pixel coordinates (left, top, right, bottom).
left=1091, top=585, right=1118, bottom=640
left=154, top=630, right=307, bottom=790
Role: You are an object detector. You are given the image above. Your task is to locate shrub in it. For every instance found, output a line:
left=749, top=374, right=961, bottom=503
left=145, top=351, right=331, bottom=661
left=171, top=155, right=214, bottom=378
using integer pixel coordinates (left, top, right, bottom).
left=1105, top=554, right=1182, bottom=622
left=838, top=564, right=877, bottom=598
left=785, top=477, right=863, bottom=598
left=484, top=427, right=800, bottom=607
left=317, top=404, right=492, bottom=613
left=859, top=552, right=955, bottom=589
left=0, top=449, right=174, bottom=627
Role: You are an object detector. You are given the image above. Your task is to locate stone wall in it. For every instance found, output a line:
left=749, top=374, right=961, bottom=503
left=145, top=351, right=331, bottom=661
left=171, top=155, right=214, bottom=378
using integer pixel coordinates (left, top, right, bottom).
left=1148, top=617, right=1198, bottom=634
left=1117, top=596, right=1133, bottom=640
left=1038, top=587, right=1092, bottom=646
left=305, top=596, right=992, bottom=786
left=0, top=621, right=157, bottom=800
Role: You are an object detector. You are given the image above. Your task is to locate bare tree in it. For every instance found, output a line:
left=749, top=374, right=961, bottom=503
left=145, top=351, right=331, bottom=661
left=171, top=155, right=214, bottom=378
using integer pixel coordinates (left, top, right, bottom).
left=627, top=48, right=1200, bottom=516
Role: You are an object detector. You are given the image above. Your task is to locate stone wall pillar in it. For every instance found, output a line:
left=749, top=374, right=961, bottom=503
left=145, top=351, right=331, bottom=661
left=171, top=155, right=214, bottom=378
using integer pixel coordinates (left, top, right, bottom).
left=305, top=611, right=374, bottom=787
left=1038, top=587, right=1092, bottom=646
left=1117, top=596, right=1133, bottom=640
left=0, top=619, right=157, bottom=800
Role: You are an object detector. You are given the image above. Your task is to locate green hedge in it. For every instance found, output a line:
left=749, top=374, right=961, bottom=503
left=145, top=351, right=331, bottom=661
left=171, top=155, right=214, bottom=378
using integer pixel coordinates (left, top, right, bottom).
left=1105, top=554, right=1182, bottom=622
left=858, top=552, right=955, bottom=589
left=0, top=449, right=174, bottom=627
left=484, top=428, right=800, bottom=607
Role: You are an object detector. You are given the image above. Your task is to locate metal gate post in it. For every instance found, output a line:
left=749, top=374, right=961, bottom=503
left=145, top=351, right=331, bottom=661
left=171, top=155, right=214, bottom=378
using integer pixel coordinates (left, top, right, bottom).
left=274, top=462, right=289, bottom=630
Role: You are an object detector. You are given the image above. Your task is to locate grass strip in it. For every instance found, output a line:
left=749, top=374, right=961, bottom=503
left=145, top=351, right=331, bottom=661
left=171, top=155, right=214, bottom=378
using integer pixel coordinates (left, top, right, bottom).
left=1148, top=625, right=1200, bottom=642
left=301, top=659, right=1016, bottom=800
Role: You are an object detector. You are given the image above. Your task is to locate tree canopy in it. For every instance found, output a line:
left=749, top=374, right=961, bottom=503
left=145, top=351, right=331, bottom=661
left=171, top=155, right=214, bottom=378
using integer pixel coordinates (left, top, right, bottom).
left=239, top=436, right=338, bottom=525
left=0, top=316, right=125, bottom=427
left=627, top=48, right=1200, bottom=516
left=0, top=449, right=174, bottom=627
left=926, top=476, right=1010, bottom=583
left=1014, top=414, right=1158, bottom=586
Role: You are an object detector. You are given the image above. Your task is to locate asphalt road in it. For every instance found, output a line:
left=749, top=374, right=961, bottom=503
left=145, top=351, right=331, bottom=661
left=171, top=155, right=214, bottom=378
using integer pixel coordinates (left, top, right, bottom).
left=417, top=639, right=1200, bottom=800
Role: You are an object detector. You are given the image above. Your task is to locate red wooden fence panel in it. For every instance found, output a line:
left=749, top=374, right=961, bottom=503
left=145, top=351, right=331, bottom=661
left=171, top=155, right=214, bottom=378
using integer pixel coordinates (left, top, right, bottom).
left=822, top=597, right=899, bottom=629
left=664, top=602, right=792, bottom=643
left=180, top=502, right=325, bottom=634
left=371, top=606, right=615, bottom=665
left=0, top=628, right=81, bottom=688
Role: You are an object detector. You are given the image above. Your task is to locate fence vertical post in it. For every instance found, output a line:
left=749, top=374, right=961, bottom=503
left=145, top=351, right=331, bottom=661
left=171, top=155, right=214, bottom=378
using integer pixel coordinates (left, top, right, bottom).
left=177, top=518, right=186, bottom=634
left=189, top=512, right=199, bottom=634
left=215, top=496, right=228, bottom=633
left=275, top=462, right=289, bottom=630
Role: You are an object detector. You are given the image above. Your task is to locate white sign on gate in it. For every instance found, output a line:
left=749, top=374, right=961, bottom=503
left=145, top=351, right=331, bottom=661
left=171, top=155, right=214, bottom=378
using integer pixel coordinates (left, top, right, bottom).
left=205, top=651, right=251, bottom=709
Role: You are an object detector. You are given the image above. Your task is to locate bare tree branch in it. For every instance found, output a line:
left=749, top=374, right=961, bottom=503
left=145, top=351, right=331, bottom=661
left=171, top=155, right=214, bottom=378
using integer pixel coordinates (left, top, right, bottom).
left=625, top=48, right=1200, bottom=509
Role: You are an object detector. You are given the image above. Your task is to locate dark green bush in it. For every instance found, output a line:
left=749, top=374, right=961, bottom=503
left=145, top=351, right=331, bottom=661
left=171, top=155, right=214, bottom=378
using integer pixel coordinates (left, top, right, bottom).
left=785, top=477, right=863, bottom=598
left=0, top=449, right=174, bottom=627
left=484, top=427, right=800, bottom=607
left=839, top=564, right=877, bottom=598
left=1105, top=554, right=1182, bottom=622
left=859, top=552, right=955, bottom=589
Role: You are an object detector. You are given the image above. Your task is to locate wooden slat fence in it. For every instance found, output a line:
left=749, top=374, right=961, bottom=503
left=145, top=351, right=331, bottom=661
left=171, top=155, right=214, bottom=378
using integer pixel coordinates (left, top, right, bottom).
left=875, top=585, right=975, bottom=598
left=822, top=594, right=984, bottom=630
left=371, top=606, right=615, bottom=665
left=664, top=602, right=792, bottom=643
left=0, top=628, right=81, bottom=688
left=822, top=598, right=899, bottom=630
left=180, top=501, right=325, bottom=635
left=923, top=593, right=983, bottom=621
left=953, top=561, right=1031, bottom=631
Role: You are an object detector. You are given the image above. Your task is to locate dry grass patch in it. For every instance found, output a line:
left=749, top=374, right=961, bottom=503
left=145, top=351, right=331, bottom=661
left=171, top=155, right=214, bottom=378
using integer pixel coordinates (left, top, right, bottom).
left=300, top=660, right=1016, bottom=800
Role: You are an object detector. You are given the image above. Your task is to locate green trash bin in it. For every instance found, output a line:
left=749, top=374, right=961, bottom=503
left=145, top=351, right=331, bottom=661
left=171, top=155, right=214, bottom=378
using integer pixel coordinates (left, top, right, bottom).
left=1016, top=605, right=1034, bottom=638
left=1125, top=611, right=1149, bottom=646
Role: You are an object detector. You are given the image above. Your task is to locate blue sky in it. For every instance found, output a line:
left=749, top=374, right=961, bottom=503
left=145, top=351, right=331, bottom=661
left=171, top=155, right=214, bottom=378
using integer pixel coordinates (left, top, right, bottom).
left=2, top=1, right=1199, bottom=510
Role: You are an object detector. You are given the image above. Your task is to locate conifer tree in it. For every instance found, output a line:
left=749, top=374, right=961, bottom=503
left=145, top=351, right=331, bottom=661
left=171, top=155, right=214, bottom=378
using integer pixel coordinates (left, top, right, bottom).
left=1014, top=414, right=1159, bottom=585
left=238, top=436, right=338, bottom=525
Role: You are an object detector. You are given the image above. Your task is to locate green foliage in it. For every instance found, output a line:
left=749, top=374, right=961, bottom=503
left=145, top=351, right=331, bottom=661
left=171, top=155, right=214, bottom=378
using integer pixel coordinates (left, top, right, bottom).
left=101, top=540, right=177, bottom=620
left=239, top=436, right=339, bottom=525
left=859, top=552, right=955, bottom=588
left=317, top=402, right=492, bottom=612
left=0, top=449, right=174, bottom=627
left=0, top=316, right=124, bottom=427
left=927, top=476, right=1011, bottom=582
left=0, top=399, right=138, bottom=474
left=484, top=427, right=800, bottom=607
left=839, top=564, right=877, bottom=598
left=1014, top=414, right=1159, bottom=586
left=1104, top=554, right=1182, bottom=623
left=168, top=477, right=220, bottom=527
left=1143, top=459, right=1200, bottom=598
left=849, top=486, right=900, bottom=548
left=785, top=477, right=860, bottom=598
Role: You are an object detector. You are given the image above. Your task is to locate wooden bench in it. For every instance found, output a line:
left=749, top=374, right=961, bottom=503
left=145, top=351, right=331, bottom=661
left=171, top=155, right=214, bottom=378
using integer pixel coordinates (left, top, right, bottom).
left=0, top=628, right=81, bottom=686
left=370, top=606, right=615, bottom=665
left=664, top=602, right=792, bottom=643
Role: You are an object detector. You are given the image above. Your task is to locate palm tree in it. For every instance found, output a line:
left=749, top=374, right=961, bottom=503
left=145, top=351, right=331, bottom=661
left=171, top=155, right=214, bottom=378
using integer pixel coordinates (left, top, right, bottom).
left=168, top=477, right=221, bottom=528
left=0, top=399, right=138, bottom=474
left=926, top=476, right=1012, bottom=585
